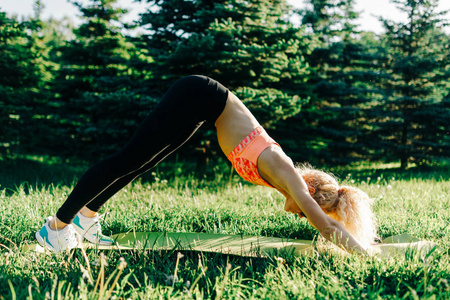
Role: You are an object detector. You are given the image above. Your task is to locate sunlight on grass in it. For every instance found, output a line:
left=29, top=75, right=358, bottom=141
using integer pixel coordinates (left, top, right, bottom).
left=0, top=158, right=449, bottom=298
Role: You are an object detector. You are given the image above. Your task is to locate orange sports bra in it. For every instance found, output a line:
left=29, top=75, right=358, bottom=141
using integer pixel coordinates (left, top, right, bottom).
left=227, top=126, right=280, bottom=188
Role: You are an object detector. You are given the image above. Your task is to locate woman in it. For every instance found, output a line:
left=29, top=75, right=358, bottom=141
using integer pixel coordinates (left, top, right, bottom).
left=36, top=75, right=377, bottom=254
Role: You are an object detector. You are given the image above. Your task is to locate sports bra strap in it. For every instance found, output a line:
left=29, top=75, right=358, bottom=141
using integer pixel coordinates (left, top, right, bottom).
left=241, top=131, right=279, bottom=163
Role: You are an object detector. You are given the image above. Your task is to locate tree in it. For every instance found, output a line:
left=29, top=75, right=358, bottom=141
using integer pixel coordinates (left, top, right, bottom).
left=50, top=0, right=152, bottom=161
left=140, top=0, right=311, bottom=119
left=139, top=0, right=311, bottom=159
left=296, top=0, right=387, bottom=164
left=0, top=8, right=53, bottom=157
left=371, top=0, right=450, bottom=168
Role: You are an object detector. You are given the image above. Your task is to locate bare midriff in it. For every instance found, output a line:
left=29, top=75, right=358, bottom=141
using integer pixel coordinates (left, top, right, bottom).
left=215, top=92, right=261, bottom=155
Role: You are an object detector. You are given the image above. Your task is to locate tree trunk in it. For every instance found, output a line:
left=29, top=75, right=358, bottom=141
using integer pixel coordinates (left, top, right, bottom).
left=400, top=118, right=409, bottom=169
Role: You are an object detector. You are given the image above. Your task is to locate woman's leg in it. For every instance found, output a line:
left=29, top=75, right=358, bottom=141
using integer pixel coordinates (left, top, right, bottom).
left=55, top=75, right=228, bottom=224
left=84, top=122, right=203, bottom=212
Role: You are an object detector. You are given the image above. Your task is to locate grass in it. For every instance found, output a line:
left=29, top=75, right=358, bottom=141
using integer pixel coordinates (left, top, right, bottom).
left=0, top=156, right=449, bottom=299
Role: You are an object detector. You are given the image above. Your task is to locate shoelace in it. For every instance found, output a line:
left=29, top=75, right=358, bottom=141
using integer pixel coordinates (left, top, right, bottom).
left=45, top=217, right=77, bottom=247
left=59, top=225, right=78, bottom=248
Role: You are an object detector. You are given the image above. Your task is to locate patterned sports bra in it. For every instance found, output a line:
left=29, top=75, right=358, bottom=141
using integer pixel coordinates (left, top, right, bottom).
left=227, top=126, right=280, bottom=188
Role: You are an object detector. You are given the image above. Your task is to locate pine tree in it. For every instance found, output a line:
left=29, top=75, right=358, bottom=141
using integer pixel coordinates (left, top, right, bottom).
left=139, top=0, right=311, bottom=159
left=51, top=0, right=151, bottom=160
left=140, top=0, right=310, bottom=120
left=371, top=0, right=450, bottom=168
left=297, top=0, right=386, bottom=164
left=0, top=8, right=53, bottom=157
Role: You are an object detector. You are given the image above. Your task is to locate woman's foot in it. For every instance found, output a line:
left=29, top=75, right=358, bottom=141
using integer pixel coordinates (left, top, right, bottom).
left=35, top=217, right=79, bottom=252
left=72, top=212, right=114, bottom=245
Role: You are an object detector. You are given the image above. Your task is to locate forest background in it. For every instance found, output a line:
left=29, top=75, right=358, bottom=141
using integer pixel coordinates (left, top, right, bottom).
left=1, top=0, right=449, bottom=170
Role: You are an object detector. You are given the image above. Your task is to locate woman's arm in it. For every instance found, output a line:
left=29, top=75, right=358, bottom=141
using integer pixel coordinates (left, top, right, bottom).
left=258, top=147, right=369, bottom=255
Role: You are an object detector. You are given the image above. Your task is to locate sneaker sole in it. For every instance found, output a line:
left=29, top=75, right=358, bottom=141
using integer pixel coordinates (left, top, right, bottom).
left=73, top=225, right=113, bottom=246
left=85, top=235, right=114, bottom=246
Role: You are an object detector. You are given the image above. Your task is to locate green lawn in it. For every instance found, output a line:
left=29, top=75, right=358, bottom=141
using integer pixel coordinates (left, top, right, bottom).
left=1, top=157, right=449, bottom=299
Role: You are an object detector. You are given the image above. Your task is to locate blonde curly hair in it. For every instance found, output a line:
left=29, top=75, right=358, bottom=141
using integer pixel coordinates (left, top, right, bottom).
left=296, top=164, right=377, bottom=249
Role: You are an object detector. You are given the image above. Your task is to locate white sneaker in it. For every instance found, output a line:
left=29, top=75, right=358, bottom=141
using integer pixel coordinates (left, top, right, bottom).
left=35, top=217, right=79, bottom=252
left=72, top=212, right=114, bottom=245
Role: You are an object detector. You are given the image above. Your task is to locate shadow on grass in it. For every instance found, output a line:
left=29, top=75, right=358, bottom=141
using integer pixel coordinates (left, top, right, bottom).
left=0, top=249, right=275, bottom=299
left=331, top=163, right=450, bottom=183
left=4, top=246, right=450, bottom=299
left=1, top=155, right=448, bottom=195
left=0, top=156, right=87, bottom=194
left=0, top=155, right=233, bottom=195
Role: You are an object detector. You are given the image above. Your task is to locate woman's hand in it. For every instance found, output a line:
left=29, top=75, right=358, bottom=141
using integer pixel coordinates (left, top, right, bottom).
left=258, top=148, right=368, bottom=255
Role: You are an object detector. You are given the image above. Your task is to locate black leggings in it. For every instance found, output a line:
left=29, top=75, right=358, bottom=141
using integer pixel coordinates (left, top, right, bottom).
left=56, top=75, right=229, bottom=224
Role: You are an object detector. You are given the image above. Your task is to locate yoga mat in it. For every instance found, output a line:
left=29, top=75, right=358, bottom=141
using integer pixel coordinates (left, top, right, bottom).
left=22, top=232, right=440, bottom=258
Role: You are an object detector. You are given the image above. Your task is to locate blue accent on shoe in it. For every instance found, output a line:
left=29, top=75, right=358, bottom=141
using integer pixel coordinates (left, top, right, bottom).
left=93, top=233, right=114, bottom=243
left=40, top=226, right=54, bottom=249
left=73, top=215, right=84, bottom=230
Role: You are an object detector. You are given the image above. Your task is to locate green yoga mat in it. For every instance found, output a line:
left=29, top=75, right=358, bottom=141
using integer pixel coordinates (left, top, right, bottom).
left=23, top=232, right=440, bottom=258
